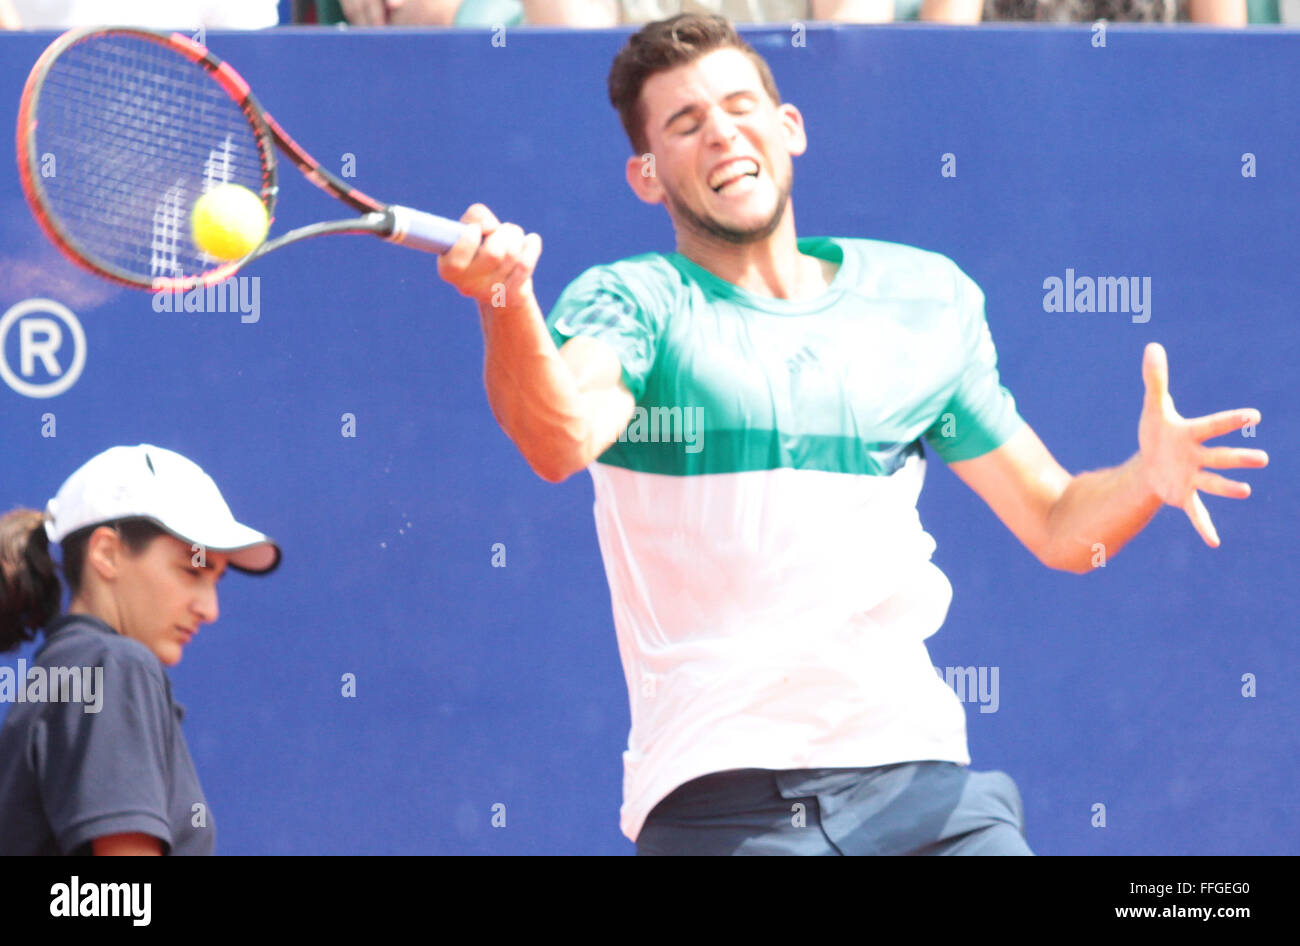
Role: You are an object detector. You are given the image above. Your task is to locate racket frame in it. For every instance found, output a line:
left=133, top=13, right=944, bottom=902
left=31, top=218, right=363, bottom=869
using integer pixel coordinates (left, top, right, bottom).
left=16, top=26, right=451, bottom=294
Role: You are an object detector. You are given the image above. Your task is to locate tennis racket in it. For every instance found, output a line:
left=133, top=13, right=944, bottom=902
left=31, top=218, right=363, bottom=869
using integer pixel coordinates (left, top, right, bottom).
left=16, top=26, right=467, bottom=292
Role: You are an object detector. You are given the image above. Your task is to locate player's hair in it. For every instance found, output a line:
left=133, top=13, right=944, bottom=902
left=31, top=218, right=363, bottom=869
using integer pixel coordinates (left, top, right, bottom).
left=608, top=13, right=783, bottom=156
left=0, top=511, right=165, bottom=652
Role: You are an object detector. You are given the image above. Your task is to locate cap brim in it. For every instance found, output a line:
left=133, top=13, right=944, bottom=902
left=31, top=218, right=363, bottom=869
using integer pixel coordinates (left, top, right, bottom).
left=145, top=517, right=281, bottom=576
left=224, top=538, right=281, bottom=575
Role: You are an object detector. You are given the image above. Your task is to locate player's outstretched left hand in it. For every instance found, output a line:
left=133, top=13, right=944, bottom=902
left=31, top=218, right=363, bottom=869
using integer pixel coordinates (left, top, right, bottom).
left=1137, top=342, right=1269, bottom=547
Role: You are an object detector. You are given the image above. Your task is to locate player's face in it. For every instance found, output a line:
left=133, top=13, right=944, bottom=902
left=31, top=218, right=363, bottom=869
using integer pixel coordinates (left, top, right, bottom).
left=635, top=48, right=804, bottom=244
left=114, top=534, right=227, bottom=666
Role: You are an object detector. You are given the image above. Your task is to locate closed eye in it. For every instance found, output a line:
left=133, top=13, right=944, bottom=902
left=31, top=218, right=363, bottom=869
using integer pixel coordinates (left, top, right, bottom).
left=677, top=108, right=753, bottom=135
left=184, top=564, right=226, bottom=581
left=667, top=92, right=760, bottom=137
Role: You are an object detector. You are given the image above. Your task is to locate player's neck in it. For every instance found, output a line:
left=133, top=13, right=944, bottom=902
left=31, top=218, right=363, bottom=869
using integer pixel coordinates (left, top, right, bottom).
left=676, top=216, right=832, bottom=301
left=67, top=592, right=122, bottom=637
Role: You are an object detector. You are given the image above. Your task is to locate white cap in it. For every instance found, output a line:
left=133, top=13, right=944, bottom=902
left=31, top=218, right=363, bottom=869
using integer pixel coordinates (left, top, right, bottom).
left=43, top=444, right=280, bottom=574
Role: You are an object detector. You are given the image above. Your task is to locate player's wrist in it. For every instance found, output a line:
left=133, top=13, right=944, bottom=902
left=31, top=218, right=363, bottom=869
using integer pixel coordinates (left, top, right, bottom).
left=476, top=284, right=539, bottom=320
left=1128, top=450, right=1165, bottom=506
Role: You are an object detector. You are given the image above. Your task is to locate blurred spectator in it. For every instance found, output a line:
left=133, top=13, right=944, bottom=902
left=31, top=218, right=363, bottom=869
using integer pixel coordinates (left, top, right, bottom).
left=318, top=0, right=458, bottom=24
left=4, top=0, right=279, bottom=27
left=309, top=0, right=1259, bottom=24
left=918, top=0, right=980, bottom=19
left=453, top=0, right=526, bottom=22
left=978, top=0, right=1246, bottom=21
left=314, top=0, right=528, bottom=24
left=522, top=0, right=895, bottom=25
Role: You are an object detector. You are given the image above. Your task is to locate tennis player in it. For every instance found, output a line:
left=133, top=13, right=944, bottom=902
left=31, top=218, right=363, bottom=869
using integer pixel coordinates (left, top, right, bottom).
left=436, top=14, right=1268, bottom=855
left=0, top=444, right=279, bottom=855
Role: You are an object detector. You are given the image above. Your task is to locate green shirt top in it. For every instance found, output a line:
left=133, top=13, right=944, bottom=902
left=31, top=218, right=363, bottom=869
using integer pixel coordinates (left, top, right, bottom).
left=546, top=236, right=1025, bottom=477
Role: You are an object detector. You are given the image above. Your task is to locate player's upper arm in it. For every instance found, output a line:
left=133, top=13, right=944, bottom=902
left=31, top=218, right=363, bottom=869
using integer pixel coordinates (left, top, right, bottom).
left=544, top=263, right=663, bottom=478
left=36, top=644, right=177, bottom=855
left=558, top=335, right=637, bottom=471
left=93, top=833, right=164, bottom=856
left=947, top=422, right=1073, bottom=568
left=928, top=261, right=1075, bottom=566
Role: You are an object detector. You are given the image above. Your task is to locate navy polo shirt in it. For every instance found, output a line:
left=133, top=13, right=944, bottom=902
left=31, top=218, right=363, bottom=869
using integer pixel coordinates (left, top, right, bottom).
left=0, top=613, right=214, bottom=855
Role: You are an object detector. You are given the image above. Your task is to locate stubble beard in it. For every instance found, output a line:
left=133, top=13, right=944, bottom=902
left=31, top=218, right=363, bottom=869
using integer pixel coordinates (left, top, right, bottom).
left=665, top=166, right=793, bottom=246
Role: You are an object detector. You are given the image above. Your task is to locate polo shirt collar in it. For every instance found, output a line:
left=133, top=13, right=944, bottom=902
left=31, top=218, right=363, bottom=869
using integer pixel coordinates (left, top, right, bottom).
left=40, top=612, right=186, bottom=720
left=44, top=612, right=119, bottom=638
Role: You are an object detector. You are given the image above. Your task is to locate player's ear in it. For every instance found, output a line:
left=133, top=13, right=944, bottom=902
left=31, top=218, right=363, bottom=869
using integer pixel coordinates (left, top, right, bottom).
left=625, top=152, right=664, bottom=204
left=84, top=525, right=124, bottom=582
left=778, top=103, right=808, bottom=158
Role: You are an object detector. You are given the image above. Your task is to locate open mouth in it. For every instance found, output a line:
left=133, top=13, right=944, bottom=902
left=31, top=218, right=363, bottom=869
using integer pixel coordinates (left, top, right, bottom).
left=709, top=159, right=760, bottom=192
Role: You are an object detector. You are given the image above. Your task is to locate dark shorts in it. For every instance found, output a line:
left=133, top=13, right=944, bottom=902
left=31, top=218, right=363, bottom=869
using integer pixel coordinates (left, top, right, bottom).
left=636, top=761, right=1033, bottom=856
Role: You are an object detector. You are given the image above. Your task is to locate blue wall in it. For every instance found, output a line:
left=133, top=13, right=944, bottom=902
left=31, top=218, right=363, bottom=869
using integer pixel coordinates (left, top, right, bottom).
left=1, top=25, right=1296, bottom=854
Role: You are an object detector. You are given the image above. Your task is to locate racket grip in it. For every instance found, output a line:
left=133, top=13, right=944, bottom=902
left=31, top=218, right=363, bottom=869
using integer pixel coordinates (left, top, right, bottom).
left=384, top=205, right=467, bottom=255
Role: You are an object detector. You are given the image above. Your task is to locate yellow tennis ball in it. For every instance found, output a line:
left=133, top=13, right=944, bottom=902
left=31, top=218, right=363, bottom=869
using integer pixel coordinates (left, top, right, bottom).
left=191, top=184, right=269, bottom=261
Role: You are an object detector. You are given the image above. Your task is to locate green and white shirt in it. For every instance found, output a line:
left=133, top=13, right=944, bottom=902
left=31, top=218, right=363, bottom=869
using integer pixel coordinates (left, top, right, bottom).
left=546, top=236, right=1026, bottom=842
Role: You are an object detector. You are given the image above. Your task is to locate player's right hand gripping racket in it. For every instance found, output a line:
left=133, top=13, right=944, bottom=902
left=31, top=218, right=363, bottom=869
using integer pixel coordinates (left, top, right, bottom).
left=16, top=26, right=468, bottom=292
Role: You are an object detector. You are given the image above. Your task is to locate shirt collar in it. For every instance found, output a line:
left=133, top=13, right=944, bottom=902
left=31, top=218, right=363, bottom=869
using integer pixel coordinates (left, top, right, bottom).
left=44, top=611, right=121, bottom=639
left=41, top=612, right=185, bottom=718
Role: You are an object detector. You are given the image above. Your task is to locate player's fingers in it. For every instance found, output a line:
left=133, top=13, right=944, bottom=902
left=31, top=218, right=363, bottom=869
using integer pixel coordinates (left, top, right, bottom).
left=1184, top=492, right=1220, bottom=548
left=1141, top=342, right=1170, bottom=411
left=502, top=232, right=543, bottom=298
left=1199, top=445, right=1269, bottom=470
left=476, top=222, right=525, bottom=276
left=516, top=231, right=542, bottom=278
left=461, top=203, right=501, bottom=236
left=1187, top=408, right=1261, bottom=443
left=1193, top=471, right=1252, bottom=500
left=437, top=221, right=483, bottom=285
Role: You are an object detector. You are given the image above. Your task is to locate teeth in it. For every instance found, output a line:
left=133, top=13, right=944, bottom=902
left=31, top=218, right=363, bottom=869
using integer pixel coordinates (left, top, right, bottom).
left=709, top=159, right=758, bottom=191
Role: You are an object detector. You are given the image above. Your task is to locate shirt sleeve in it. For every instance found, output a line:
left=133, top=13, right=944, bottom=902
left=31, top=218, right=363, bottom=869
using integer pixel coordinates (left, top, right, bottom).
left=923, top=263, right=1026, bottom=463
left=32, top=647, right=176, bottom=855
left=545, top=264, right=660, bottom=402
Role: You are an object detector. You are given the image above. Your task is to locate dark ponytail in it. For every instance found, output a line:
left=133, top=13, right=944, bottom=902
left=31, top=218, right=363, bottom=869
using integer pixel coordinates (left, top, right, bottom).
left=1, top=513, right=169, bottom=651
left=0, top=508, right=62, bottom=652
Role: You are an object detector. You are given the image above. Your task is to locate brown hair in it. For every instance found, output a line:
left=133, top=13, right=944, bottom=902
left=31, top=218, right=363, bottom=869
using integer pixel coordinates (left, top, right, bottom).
left=608, top=13, right=782, bottom=156
left=0, top=510, right=165, bottom=652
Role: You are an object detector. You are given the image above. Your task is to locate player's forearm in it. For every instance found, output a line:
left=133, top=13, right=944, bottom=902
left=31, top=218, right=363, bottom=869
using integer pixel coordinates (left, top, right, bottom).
left=478, top=296, right=593, bottom=482
left=1042, top=452, right=1162, bottom=574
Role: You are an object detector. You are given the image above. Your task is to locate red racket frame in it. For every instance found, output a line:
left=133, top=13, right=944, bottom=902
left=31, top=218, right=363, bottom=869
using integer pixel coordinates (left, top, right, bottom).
left=16, top=27, right=397, bottom=292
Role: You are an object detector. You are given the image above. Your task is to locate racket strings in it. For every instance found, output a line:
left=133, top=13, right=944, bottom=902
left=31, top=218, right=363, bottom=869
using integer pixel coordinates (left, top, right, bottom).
left=31, top=34, right=268, bottom=282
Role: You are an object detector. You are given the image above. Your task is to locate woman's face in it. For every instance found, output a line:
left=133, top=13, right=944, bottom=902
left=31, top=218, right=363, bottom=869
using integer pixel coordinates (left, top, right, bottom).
left=111, top=533, right=229, bottom=666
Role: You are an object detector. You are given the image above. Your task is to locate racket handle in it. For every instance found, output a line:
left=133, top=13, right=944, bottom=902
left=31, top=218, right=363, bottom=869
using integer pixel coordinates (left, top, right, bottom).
left=384, top=205, right=467, bottom=255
